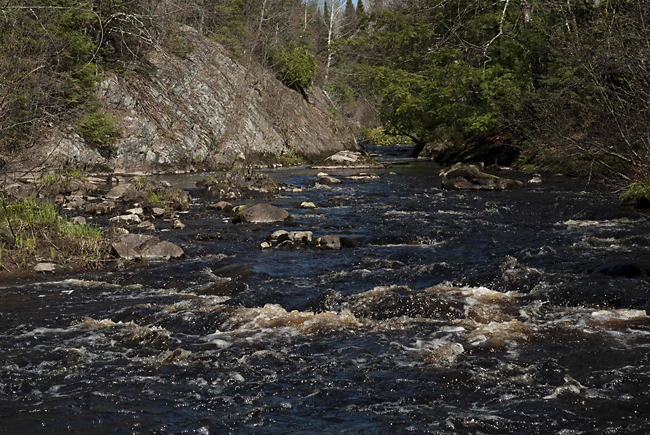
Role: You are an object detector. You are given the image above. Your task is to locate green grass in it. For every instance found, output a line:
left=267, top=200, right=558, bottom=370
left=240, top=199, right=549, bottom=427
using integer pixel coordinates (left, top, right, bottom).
left=0, top=198, right=108, bottom=269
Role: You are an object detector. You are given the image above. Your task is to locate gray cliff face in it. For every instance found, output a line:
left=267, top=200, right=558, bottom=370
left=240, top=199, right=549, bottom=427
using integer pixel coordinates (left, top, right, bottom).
left=45, top=26, right=355, bottom=173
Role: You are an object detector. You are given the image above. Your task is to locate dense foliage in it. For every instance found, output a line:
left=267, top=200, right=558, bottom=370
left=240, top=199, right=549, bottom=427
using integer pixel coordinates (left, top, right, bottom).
left=1, top=0, right=648, bottom=189
left=337, top=0, right=650, bottom=185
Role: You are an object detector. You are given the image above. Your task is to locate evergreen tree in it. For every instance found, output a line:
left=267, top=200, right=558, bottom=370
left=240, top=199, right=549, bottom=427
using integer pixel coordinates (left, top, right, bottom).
left=343, top=0, right=357, bottom=36
left=356, top=0, right=366, bottom=24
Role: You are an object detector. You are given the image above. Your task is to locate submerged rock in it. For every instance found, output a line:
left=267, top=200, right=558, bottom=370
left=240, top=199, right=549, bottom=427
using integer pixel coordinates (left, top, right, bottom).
left=441, top=163, right=522, bottom=191
left=500, top=256, right=543, bottom=292
left=317, top=175, right=341, bottom=185
left=317, top=235, right=341, bottom=250
left=208, top=201, right=234, bottom=212
left=344, top=173, right=380, bottom=181
left=111, top=234, right=184, bottom=261
left=232, top=204, right=289, bottom=224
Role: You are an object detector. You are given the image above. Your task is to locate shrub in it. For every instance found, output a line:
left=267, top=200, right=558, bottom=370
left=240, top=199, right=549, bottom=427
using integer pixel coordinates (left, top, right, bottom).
left=75, top=103, right=120, bottom=158
left=269, top=45, right=317, bottom=89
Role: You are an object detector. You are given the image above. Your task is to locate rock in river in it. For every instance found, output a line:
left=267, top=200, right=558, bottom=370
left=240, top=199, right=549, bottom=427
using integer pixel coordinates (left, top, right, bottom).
left=232, top=204, right=290, bottom=224
left=441, top=163, right=522, bottom=191
left=317, top=235, right=341, bottom=250
left=111, top=234, right=184, bottom=261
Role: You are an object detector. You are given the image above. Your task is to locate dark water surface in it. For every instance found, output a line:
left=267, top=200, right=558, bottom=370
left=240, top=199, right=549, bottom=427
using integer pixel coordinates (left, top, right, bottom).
left=2, top=147, right=650, bottom=433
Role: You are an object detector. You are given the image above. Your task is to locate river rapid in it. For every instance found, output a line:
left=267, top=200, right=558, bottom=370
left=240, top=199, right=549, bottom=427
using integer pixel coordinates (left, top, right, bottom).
left=2, top=147, right=650, bottom=433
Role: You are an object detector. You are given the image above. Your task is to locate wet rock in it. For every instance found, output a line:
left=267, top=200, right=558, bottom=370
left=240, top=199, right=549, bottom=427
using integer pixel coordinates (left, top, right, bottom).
left=300, top=201, right=317, bottom=209
left=265, top=230, right=313, bottom=248
left=213, top=263, right=254, bottom=277
left=500, top=256, right=543, bottom=292
left=105, top=183, right=131, bottom=200
left=111, top=233, right=183, bottom=261
left=528, top=175, right=542, bottom=184
left=344, top=173, right=380, bottom=181
left=139, top=241, right=185, bottom=260
left=313, top=151, right=384, bottom=169
left=64, top=196, right=85, bottom=209
left=34, top=262, right=56, bottom=272
left=71, top=216, right=87, bottom=225
left=592, top=262, right=649, bottom=279
left=208, top=201, right=234, bottom=212
left=289, top=231, right=313, bottom=244
left=173, top=219, right=186, bottom=229
left=340, top=237, right=363, bottom=248
left=85, top=201, right=115, bottom=215
left=307, top=289, right=345, bottom=313
left=109, top=214, right=142, bottom=224
left=138, top=221, right=156, bottom=231
left=348, top=285, right=466, bottom=321
left=126, top=207, right=144, bottom=215
left=317, top=235, right=341, bottom=250
left=318, top=175, right=341, bottom=185
left=232, top=204, right=290, bottom=224
left=441, top=163, right=522, bottom=191
left=269, top=230, right=290, bottom=242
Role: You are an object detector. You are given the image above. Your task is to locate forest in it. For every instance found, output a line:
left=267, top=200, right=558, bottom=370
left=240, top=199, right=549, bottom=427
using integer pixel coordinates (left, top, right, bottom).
left=1, top=0, right=649, bottom=194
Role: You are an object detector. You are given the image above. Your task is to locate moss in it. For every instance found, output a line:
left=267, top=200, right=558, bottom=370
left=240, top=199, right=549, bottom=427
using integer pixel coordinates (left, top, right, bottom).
left=621, top=183, right=650, bottom=208
left=231, top=204, right=253, bottom=222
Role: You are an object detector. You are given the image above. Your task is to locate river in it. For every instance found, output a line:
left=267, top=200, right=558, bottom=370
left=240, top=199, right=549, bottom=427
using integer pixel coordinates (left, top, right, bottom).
left=1, top=147, right=650, bottom=433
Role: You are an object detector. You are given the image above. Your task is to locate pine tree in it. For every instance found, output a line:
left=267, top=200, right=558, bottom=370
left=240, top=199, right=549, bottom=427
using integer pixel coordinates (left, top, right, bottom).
left=343, top=0, right=356, bottom=36
left=356, top=0, right=366, bottom=30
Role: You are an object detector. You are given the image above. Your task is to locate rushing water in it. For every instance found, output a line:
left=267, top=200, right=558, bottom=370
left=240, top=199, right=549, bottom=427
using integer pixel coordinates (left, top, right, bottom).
left=2, top=147, right=650, bottom=434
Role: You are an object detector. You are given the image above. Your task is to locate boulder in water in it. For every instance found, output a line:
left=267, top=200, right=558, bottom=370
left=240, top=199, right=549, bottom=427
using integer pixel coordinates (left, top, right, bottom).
left=111, top=234, right=184, bottom=261
left=313, top=151, right=384, bottom=169
left=317, top=235, right=341, bottom=250
left=500, top=256, right=543, bottom=292
left=232, top=204, right=290, bottom=224
left=441, top=163, right=522, bottom=191
left=317, top=175, right=341, bottom=185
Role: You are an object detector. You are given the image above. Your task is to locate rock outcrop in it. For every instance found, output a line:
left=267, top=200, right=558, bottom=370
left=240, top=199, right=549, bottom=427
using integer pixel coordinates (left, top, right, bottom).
left=441, top=163, right=523, bottom=191
left=41, top=26, right=356, bottom=173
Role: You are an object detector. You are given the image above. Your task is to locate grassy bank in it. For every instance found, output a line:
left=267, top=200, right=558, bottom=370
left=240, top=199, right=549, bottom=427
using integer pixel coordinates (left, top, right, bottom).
left=0, top=198, right=108, bottom=273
